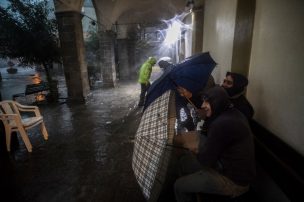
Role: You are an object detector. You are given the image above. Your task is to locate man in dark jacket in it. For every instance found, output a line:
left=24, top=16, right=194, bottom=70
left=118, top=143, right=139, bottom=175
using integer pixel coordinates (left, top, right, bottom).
left=174, top=86, right=256, bottom=202
left=221, top=72, right=254, bottom=120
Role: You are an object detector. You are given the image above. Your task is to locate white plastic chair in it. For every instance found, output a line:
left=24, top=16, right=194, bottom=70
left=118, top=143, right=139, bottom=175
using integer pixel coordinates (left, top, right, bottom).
left=0, top=100, right=48, bottom=152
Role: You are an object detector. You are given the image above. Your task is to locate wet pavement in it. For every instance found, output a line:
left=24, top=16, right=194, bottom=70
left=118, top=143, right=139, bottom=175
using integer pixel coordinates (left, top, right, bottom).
left=0, top=68, right=147, bottom=201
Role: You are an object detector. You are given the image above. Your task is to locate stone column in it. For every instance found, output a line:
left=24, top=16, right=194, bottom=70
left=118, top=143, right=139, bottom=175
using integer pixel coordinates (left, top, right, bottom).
left=100, top=31, right=117, bottom=87
left=127, top=39, right=136, bottom=80
left=117, top=38, right=136, bottom=80
left=55, top=11, right=90, bottom=103
left=231, top=0, right=256, bottom=77
left=191, top=6, right=204, bottom=54
left=117, top=39, right=128, bottom=80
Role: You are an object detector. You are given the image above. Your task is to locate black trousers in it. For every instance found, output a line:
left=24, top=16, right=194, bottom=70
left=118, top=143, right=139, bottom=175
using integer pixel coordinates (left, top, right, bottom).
left=138, top=82, right=150, bottom=106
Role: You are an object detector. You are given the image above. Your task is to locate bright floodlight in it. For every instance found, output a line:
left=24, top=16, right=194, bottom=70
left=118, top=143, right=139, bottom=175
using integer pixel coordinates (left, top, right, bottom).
left=161, top=13, right=192, bottom=47
left=163, top=21, right=182, bottom=46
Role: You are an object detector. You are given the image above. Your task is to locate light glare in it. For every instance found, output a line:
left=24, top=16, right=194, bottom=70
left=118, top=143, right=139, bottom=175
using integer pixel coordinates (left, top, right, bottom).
left=161, top=13, right=192, bottom=47
left=164, top=21, right=182, bottom=46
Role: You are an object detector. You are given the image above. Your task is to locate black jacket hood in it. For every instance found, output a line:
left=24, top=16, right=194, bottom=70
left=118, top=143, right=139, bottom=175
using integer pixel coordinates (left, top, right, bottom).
left=158, top=60, right=171, bottom=69
left=224, top=72, right=248, bottom=97
left=203, top=86, right=232, bottom=120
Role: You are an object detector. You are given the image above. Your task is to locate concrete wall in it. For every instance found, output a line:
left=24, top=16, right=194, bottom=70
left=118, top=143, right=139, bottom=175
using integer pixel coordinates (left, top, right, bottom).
left=203, top=0, right=237, bottom=83
left=247, top=0, right=304, bottom=155
left=203, top=0, right=304, bottom=155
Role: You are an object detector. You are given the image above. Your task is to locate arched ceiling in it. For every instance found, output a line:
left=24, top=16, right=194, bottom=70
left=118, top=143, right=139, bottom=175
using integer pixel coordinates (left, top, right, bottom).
left=93, top=0, right=187, bottom=29
left=54, top=0, right=205, bottom=30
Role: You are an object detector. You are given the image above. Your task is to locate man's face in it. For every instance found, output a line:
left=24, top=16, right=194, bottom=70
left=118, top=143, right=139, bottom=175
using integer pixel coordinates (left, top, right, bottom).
left=222, top=75, right=234, bottom=89
left=201, top=101, right=212, bottom=117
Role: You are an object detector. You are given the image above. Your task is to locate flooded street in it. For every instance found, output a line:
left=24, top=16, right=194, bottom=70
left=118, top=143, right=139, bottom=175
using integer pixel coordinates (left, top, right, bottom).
left=0, top=67, right=146, bottom=201
left=0, top=67, right=46, bottom=100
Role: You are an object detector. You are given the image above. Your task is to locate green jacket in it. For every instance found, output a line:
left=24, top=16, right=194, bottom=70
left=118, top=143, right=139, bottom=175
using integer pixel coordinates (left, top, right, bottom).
left=138, top=57, right=156, bottom=84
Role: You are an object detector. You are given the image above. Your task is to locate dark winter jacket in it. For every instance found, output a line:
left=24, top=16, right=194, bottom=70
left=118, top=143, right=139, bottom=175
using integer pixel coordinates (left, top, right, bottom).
left=230, top=93, right=254, bottom=120
left=158, top=60, right=172, bottom=70
left=198, top=86, right=256, bottom=186
left=223, top=72, right=254, bottom=119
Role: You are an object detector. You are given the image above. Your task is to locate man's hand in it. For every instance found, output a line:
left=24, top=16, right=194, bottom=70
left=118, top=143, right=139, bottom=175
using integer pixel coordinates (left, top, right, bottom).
left=177, top=86, right=192, bottom=99
left=174, top=131, right=200, bottom=154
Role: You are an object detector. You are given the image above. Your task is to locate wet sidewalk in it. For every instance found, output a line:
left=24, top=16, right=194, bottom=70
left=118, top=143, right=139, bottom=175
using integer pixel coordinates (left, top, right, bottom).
left=0, top=81, right=146, bottom=202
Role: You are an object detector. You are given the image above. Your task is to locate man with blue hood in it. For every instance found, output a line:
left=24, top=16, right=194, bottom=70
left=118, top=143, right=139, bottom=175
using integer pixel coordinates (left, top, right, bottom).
left=174, top=86, right=256, bottom=202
